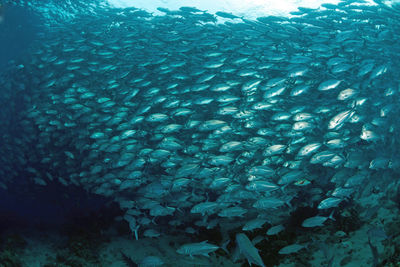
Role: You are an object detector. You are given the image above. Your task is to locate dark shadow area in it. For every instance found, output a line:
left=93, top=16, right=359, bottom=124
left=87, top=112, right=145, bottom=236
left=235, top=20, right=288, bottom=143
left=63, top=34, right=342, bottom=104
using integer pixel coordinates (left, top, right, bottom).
left=0, top=179, right=124, bottom=266
left=0, top=179, right=118, bottom=233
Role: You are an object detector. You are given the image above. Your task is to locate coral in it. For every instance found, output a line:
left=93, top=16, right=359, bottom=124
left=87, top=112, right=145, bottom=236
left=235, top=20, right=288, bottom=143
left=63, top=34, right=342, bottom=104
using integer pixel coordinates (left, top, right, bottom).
left=0, top=249, right=23, bottom=267
left=0, top=232, right=27, bottom=267
left=379, top=220, right=400, bottom=266
left=1, top=233, right=27, bottom=251
left=42, top=204, right=120, bottom=267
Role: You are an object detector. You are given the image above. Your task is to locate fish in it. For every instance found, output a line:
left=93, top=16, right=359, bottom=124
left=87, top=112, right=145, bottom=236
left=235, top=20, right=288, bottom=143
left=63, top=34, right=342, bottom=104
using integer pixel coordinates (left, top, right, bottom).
left=236, top=233, right=266, bottom=267
left=328, top=109, right=355, bottom=130
left=317, top=197, right=342, bottom=210
left=253, top=197, right=289, bottom=210
left=302, top=211, right=335, bottom=227
left=218, top=206, right=247, bottom=218
left=190, top=202, right=219, bottom=216
left=216, top=11, right=241, bottom=19
left=242, top=218, right=268, bottom=231
left=245, top=181, right=279, bottom=192
left=296, top=143, right=322, bottom=158
left=266, top=224, right=285, bottom=236
left=176, top=241, right=219, bottom=258
left=337, top=88, right=358, bottom=101
left=264, top=144, right=287, bottom=156
left=143, top=229, right=161, bottom=238
left=318, top=79, right=342, bottom=91
left=179, top=6, right=203, bottom=13
left=278, top=244, right=306, bottom=255
left=278, top=170, right=303, bottom=185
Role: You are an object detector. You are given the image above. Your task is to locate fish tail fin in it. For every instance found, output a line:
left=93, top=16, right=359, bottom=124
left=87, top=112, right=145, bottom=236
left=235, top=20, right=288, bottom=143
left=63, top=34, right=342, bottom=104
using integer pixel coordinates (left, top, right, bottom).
left=221, top=239, right=230, bottom=254
left=133, top=225, right=140, bottom=240
left=328, top=210, right=336, bottom=221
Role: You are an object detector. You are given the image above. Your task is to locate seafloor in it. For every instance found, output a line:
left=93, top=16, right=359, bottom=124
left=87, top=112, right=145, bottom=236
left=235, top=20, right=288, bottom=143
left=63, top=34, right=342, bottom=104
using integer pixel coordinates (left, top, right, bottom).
left=1, top=186, right=400, bottom=267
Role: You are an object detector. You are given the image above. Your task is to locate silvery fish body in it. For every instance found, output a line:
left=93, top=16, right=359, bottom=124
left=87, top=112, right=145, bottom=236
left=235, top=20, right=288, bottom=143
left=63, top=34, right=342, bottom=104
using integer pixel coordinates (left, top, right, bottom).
left=236, top=233, right=266, bottom=267
left=177, top=241, right=219, bottom=257
left=279, top=244, right=306, bottom=254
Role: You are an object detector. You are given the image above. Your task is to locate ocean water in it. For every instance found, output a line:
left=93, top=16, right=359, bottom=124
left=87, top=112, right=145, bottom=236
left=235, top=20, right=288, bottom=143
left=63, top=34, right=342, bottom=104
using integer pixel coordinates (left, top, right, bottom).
left=0, top=4, right=41, bottom=70
left=1, top=0, right=400, bottom=266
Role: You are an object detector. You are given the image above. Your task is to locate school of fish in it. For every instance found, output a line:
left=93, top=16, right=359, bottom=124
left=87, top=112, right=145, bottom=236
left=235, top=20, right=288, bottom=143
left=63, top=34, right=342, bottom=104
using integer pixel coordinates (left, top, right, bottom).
left=0, top=0, right=400, bottom=265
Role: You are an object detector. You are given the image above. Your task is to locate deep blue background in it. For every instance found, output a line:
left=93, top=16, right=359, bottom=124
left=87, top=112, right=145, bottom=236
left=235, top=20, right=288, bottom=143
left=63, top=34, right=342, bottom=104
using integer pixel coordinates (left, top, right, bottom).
left=0, top=181, right=110, bottom=229
left=0, top=4, right=114, bottom=231
left=0, top=4, right=41, bottom=70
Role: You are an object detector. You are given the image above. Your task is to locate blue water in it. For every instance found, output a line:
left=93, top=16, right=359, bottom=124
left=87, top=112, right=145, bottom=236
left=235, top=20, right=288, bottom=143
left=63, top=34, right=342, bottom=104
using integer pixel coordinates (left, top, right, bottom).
left=0, top=4, right=41, bottom=70
left=0, top=3, right=113, bottom=233
left=0, top=181, right=111, bottom=228
left=0, top=4, right=67, bottom=229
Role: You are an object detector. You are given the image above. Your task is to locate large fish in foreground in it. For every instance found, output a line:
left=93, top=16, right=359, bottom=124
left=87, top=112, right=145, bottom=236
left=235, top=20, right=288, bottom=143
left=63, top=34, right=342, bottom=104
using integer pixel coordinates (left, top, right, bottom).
left=236, top=233, right=266, bottom=267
